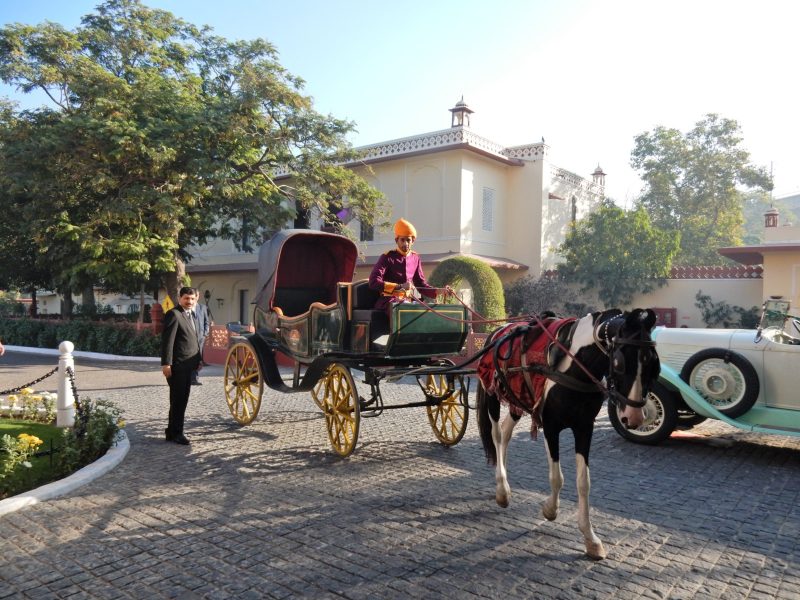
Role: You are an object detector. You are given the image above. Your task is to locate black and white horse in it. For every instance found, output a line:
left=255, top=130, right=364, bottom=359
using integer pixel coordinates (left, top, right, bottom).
left=476, top=309, right=659, bottom=560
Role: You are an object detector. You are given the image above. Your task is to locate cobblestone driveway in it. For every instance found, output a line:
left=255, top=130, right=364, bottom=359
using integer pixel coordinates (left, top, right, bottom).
left=1, top=353, right=800, bottom=599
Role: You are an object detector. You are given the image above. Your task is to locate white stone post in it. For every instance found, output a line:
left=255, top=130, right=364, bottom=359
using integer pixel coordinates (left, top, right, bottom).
left=57, top=340, right=76, bottom=428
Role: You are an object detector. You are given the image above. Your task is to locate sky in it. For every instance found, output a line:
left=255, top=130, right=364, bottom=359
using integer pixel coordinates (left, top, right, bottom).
left=1, top=0, right=799, bottom=205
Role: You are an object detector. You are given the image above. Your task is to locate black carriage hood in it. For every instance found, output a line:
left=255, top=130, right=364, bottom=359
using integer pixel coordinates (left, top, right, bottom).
left=254, top=229, right=358, bottom=311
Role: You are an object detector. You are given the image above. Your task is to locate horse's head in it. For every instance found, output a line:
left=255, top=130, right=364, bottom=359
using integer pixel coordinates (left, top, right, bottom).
left=596, top=308, right=659, bottom=429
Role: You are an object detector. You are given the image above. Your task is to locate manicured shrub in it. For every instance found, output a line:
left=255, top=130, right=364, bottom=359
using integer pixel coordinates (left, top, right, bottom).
left=429, top=256, right=506, bottom=333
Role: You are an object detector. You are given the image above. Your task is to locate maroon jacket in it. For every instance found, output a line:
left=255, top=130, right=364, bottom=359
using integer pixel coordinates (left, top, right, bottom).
left=368, top=249, right=435, bottom=311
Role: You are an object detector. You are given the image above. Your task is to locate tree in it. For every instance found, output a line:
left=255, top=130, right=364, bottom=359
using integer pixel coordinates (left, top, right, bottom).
left=503, top=274, right=595, bottom=318
left=0, top=0, right=387, bottom=302
left=631, top=114, right=772, bottom=265
left=741, top=190, right=795, bottom=245
left=557, top=200, right=680, bottom=308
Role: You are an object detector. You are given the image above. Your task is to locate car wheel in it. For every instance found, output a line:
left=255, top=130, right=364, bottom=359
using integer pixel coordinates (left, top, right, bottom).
left=679, top=348, right=759, bottom=418
left=608, top=381, right=678, bottom=445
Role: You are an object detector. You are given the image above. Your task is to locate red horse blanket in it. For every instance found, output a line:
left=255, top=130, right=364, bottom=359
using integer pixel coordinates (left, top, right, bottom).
left=477, top=317, right=576, bottom=435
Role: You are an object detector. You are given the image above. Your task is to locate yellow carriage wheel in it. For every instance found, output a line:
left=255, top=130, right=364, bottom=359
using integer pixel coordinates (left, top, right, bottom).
left=421, top=372, right=469, bottom=446
left=317, top=363, right=360, bottom=457
left=311, top=375, right=327, bottom=411
left=224, top=342, right=264, bottom=425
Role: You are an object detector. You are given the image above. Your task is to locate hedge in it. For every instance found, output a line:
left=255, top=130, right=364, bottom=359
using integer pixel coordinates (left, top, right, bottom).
left=428, top=256, right=506, bottom=333
left=0, top=318, right=160, bottom=357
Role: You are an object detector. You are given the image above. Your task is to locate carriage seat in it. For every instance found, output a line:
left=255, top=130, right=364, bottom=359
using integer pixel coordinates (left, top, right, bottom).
left=348, top=279, right=389, bottom=349
left=273, top=287, right=332, bottom=318
left=350, top=279, right=380, bottom=311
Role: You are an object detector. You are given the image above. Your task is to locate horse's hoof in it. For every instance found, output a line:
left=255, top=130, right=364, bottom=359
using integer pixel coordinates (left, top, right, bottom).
left=495, top=495, right=509, bottom=508
left=585, top=541, right=607, bottom=561
left=541, top=502, right=557, bottom=521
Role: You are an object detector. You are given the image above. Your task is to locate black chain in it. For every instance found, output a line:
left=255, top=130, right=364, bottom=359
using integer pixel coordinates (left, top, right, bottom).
left=65, top=366, right=88, bottom=438
left=0, top=367, right=58, bottom=395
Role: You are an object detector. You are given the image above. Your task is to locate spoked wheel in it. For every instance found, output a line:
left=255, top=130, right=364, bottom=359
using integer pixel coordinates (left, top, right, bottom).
left=418, top=368, right=469, bottom=446
left=224, top=341, right=264, bottom=425
left=317, top=363, right=360, bottom=457
left=680, top=349, right=759, bottom=418
left=311, top=376, right=326, bottom=411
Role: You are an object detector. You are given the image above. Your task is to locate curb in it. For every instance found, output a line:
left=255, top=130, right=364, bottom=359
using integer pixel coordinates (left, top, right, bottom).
left=0, top=430, right=130, bottom=517
left=3, top=345, right=160, bottom=363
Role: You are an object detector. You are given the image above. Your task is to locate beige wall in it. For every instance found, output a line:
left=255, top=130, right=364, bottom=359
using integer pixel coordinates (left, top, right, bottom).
left=506, top=157, right=544, bottom=274
left=763, top=253, right=800, bottom=309
left=351, top=147, right=598, bottom=276
left=626, top=278, right=764, bottom=327
left=189, top=272, right=259, bottom=327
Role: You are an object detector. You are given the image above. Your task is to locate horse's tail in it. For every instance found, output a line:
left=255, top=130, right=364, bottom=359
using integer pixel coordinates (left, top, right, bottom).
left=476, top=383, right=498, bottom=466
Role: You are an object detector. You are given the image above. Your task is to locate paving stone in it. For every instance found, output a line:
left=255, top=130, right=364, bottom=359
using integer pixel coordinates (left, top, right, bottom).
left=2, top=354, right=800, bottom=599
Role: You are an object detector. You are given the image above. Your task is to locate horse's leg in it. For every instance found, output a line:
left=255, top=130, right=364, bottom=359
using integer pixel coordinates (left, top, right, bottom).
left=493, top=411, right=519, bottom=508
left=478, top=386, right=514, bottom=508
left=541, top=427, right=563, bottom=521
left=574, top=427, right=606, bottom=560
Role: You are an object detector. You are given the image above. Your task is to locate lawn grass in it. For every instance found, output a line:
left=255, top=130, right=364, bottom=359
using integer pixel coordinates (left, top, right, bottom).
left=0, top=420, right=65, bottom=496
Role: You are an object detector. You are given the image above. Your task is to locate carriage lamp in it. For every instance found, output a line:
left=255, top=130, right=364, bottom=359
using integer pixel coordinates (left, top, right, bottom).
left=204, top=290, right=211, bottom=303
left=217, top=298, right=224, bottom=308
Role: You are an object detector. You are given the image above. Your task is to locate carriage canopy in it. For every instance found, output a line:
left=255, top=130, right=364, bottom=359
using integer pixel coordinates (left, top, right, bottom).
left=255, top=229, right=359, bottom=313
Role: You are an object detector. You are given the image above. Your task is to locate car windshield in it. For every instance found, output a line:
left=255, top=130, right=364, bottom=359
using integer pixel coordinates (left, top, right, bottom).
left=760, top=299, right=791, bottom=329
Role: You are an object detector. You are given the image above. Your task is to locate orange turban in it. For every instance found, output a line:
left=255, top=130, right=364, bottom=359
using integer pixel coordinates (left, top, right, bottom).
left=393, top=218, right=417, bottom=238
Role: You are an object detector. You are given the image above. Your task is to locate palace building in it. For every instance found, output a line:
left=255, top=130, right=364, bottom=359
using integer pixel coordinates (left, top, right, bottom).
left=186, top=99, right=606, bottom=327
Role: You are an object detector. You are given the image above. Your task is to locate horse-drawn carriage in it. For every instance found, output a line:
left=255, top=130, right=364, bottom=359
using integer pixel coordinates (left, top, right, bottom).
left=222, top=229, right=472, bottom=456
left=221, top=228, right=662, bottom=559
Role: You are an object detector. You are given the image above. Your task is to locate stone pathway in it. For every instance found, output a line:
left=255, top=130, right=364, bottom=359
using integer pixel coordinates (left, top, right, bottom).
left=1, top=350, right=800, bottom=598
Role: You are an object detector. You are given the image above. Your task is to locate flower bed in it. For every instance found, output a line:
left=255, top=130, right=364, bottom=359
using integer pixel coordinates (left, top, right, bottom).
left=0, top=388, right=57, bottom=421
left=0, top=388, right=125, bottom=499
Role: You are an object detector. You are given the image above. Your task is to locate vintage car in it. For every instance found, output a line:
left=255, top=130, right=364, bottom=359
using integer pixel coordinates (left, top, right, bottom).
left=610, top=298, right=800, bottom=444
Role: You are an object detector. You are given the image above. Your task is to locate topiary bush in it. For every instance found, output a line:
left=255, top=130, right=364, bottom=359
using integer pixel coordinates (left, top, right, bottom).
left=429, top=256, right=505, bottom=333
left=0, top=318, right=159, bottom=356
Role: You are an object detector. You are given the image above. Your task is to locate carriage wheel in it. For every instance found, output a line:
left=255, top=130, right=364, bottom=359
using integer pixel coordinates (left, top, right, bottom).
left=224, top=342, right=264, bottom=425
left=311, top=376, right=327, bottom=411
left=318, top=363, right=360, bottom=457
left=420, top=372, right=469, bottom=446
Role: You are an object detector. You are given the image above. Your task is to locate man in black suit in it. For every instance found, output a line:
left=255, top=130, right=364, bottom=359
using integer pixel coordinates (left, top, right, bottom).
left=191, top=301, right=210, bottom=385
left=161, top=286, right=202, bottom=445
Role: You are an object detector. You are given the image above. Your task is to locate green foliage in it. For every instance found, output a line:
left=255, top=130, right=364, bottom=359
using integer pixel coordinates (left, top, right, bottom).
left=557, top=201, right=680, bottom=308
left=0, top=318, right=159, bottom=356
left=0, top=0, right=388, bottom=300
left=0, top=291, right=26, bottom=318
left=0, top=421, right=61, bottom=498
left=0, top=431, right=44, bottom=497
left=694, top=290, right=759, bottom=328
left=504, top=274, right=596, bottom=317
left=428, top=256, right=505, bottom=333
left=632, top=114, right=772, bottom=265
left=57, top=398, right=124, bottom=477
left=0, top=398, right=124, bottom=499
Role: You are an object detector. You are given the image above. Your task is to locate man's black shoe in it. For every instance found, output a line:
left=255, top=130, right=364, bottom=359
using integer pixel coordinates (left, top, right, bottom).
left=191, top=380, right=202, bottom=386
left=165, top=428, right=174, bottom=441
left=172, top=434, right=191, bottom=445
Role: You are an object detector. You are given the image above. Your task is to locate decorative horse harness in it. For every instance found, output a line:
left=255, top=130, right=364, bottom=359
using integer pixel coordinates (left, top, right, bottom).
left=477, top=314, right=655, bottom=434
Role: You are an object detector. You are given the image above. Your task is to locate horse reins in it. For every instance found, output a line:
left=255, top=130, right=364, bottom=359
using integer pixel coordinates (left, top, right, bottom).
left=594, top=316, right=656, bottom=409
left=395, top=289, right=654, bottom=410
left=492, top=312, right=654, bottom=412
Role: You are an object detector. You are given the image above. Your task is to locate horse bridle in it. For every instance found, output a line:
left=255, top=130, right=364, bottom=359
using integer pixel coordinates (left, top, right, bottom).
left=594, top=316, right=656, bottom=409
